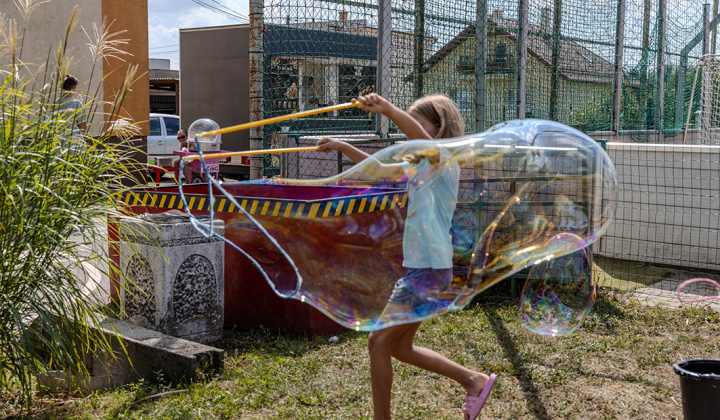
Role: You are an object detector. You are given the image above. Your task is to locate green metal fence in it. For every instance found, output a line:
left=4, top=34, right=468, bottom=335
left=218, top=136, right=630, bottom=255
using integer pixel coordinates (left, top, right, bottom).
left=249, top=0, right=720, bottom=301
left=255, top=0, right=712, bottom=150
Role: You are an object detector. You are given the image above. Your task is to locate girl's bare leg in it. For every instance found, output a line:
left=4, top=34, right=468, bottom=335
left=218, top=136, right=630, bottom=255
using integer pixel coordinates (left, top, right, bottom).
left=368, top=321, right=417, bottom=420
left=390, top=323, right=489, bottom=397
left=368, top=315, right=490, bottom=420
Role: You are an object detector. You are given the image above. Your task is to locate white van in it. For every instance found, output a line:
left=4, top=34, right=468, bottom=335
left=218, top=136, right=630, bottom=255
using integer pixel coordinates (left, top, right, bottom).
left=147, top=113, right=181, bottom=164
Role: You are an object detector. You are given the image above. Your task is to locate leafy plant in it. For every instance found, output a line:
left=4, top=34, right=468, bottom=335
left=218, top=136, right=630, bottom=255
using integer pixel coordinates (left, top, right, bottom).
left=0, top=1, right=144, bottom=407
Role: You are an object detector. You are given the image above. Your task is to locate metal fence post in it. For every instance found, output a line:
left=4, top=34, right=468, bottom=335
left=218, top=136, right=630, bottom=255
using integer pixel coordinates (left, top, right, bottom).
left=655, top=0, right=666, bottom=137
left=517, top=0, right=528, bottom=120
left=377, top=0, right=392, bottom=137
left=705, top=3, right=712, bottom=55
left=613, top=0, right=626, bottom=133
left=713, top=0, right=718, bottom=54
left=249, top=0, right=264, bottom=179
left=414, top=0, right=426, bottom=99
left=549, top=0, right=562, bottom=121
left=475, top=0, right=487, bottom=131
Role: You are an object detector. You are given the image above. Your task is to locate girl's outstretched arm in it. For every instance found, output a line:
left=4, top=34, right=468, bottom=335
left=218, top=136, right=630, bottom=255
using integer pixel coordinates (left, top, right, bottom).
left=315, top=137, right=403, bottom=179
left=354, top=93, right=432, bottom=140
left=316, top=137, right=370, bottom=164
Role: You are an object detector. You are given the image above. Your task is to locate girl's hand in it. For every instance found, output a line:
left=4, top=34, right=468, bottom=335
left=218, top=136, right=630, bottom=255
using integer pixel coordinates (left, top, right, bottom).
left=315, top=137, right=344, bottom=153
left=353, top=93, right=393, bottom=117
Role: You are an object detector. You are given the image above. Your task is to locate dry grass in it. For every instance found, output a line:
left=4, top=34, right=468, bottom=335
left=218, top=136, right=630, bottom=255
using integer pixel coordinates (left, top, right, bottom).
left=594, top=256, right=670, bottom=291
left=2, top=292, right=718, bottom=419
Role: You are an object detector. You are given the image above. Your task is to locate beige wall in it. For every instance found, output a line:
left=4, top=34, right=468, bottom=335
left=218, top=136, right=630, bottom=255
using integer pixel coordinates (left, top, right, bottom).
left=180, top=25, right=250, bottom=152
left=0, top=0, right=104, bottom=110
left=0, top=0, right=148, bottom=134
left=423, top=34, right=612, bottom=130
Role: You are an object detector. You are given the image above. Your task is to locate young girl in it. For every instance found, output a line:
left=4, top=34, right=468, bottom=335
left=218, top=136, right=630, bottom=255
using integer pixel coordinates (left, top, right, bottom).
left=315, top=93, right=496, bottom=420
left=172, top=129, right=191, bottom=182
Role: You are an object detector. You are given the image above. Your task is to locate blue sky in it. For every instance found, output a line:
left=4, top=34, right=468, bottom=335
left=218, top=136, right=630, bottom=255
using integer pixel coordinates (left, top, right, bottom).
left=148, top=0, right=249, bottom=70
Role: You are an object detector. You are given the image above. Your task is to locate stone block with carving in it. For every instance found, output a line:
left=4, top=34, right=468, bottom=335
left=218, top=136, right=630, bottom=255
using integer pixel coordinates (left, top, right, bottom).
left=119, top=211, right=224, bottom=343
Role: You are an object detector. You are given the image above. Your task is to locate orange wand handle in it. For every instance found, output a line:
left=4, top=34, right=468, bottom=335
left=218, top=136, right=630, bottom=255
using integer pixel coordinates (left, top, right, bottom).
left=196, top=101, right=363, bottom=138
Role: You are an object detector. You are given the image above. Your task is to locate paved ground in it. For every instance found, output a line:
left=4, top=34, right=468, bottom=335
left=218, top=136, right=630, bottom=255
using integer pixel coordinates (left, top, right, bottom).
left=625, top=278, right=720, bottom=312
left=69, top=219, right=112, bottom=305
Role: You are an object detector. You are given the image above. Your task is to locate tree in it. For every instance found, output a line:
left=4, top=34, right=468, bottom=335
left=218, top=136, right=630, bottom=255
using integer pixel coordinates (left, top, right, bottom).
left=570, top=86, right=641, bottom=133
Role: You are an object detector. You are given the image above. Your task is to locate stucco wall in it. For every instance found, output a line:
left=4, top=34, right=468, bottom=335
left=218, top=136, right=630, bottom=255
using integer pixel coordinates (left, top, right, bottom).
left=0, top=0, right=148, bottom=135
left=0, top=1, right=103, bottom=117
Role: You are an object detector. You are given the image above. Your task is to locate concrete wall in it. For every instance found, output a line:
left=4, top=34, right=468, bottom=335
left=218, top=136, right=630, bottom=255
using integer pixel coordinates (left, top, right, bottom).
left=595, top=142, right=720, bottom=271
left=589, top=129, right=705, bottom=145
left=0, top=0, right=104, bottom=118
left=0, top=0, right=149, bottom=135
left=180, top=24, right=250, bottom=152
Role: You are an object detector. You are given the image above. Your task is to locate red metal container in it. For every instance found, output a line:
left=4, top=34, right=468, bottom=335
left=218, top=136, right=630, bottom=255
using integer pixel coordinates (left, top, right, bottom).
left=111, top=181, right=407, bottom=337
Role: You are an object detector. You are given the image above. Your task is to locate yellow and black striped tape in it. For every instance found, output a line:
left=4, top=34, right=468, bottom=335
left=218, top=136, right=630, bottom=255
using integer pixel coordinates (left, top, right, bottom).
left=117, top=190, right=408, bottom=219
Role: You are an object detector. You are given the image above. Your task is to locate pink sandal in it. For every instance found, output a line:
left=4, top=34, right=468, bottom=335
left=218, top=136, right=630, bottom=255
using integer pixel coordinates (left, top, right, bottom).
left=463, top=374, right=497, bottom=420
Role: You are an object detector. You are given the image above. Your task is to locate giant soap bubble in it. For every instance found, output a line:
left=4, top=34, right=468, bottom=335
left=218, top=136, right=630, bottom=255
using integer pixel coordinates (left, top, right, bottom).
left=179, top=119, right=617, bottom=331
left=519, top=233, right=596, bottom=336
left=187, top=118, right=221, bottom=150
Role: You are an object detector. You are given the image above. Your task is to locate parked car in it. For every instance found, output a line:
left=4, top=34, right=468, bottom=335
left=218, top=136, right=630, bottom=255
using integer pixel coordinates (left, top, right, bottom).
left=147, top=113, right=181, bottom=163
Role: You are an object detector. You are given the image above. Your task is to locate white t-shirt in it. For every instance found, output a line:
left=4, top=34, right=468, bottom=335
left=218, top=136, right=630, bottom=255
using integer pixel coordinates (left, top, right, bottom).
left=56, top=95, right=84, bottom=136
left=401, top=147, right=460, bottom=269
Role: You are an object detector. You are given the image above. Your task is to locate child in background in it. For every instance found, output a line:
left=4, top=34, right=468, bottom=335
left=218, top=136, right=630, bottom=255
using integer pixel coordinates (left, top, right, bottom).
left=172, top=129, right=191, bottom=182
left=316, top=93, right=497, bottom=420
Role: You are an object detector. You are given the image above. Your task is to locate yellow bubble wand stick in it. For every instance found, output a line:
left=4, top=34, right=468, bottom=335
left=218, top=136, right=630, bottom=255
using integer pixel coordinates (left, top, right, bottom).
left=184, top=101, right=363, bottom=162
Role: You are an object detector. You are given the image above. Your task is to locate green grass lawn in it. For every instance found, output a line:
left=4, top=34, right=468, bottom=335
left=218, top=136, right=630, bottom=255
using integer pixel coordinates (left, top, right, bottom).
left=2, top=293, right=718, bottom=419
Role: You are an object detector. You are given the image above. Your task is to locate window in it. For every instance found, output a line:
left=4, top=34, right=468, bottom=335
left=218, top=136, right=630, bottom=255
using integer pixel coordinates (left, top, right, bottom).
left=163, top=117, right=180, bottom=136
left=494, top=43, right=506, bottom=65
left=450, top=90, right=473, bottom=113
left=149, top=117, right=161, bottom=136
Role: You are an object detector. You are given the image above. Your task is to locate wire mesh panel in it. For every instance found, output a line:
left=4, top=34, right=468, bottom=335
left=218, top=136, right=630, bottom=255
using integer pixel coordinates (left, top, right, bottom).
left=251, top=0, right=720, bottom=303
left=699, top=55, right=720, bottom=144
left=619, top=0, right=707, bottom=142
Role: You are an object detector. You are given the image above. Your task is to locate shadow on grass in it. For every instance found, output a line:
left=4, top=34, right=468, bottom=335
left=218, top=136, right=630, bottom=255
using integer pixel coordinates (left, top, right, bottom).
left=484, top=306, right=552, bottom=420
left=214, top=325, right=363, bottom=359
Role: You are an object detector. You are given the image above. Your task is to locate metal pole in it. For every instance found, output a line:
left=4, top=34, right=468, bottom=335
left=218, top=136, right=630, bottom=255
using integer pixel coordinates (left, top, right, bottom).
left=549, top=0, right=562, bottom=121
left=713, top=0, right=718, bottom=54
left=613, top=0, right=626, bottom=133
left=705, top=3, right=712, bottom=55
left=249, top=0, right=264, bottom=179
left=475, top=0, right=487, bottom=130
left=655, top=0, right=666, bottom=137
left=517, top=0, right=528, bottom=119
left=414, top=0, right=426, bottom=99
left=683, top=58, right=701, bottom=144
left=639, top=0, right=651, bottom=129
left=675, top=54, right=689, bottom=130
left=377, top=0, right=392, bottom=137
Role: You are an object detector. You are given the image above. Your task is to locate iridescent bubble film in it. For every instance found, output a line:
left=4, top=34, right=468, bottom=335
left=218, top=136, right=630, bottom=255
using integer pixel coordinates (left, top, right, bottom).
left=519, top=233, right=596, bottom=336
left=181, top=119, right=617, bottom=331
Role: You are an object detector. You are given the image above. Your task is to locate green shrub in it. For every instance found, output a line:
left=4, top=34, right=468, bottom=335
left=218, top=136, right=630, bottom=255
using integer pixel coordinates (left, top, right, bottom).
left=0, top=3, right=144, bottom=407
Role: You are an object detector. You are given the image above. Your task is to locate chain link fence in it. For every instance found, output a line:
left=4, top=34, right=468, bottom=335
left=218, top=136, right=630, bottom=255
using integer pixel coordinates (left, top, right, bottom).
left=251, top=0, right=720, bottom=302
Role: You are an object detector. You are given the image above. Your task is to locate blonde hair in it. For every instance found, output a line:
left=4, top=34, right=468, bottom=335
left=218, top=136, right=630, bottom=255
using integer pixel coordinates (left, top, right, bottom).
left=407, top=94, right=465, bottom=139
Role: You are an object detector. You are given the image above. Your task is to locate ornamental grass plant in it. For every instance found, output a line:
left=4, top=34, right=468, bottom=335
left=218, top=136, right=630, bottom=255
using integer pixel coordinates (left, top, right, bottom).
left=0, top=1, right=145, bottom=408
